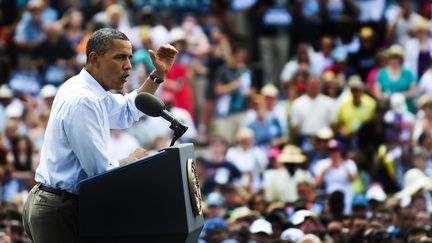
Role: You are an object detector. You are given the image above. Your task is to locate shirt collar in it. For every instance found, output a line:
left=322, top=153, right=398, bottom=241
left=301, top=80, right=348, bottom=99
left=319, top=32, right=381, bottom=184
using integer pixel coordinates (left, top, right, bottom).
left=79, top=68, right=108, bottom=100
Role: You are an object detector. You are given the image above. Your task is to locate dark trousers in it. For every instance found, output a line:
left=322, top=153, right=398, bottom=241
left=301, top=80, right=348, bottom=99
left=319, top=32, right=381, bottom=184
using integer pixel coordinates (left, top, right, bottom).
left=23, top=184, right=79, bottom=243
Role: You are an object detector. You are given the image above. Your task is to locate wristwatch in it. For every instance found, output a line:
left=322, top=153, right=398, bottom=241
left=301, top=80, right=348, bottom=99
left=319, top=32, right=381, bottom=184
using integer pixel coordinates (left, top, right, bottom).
left=149, top=72, right=164, bottom=84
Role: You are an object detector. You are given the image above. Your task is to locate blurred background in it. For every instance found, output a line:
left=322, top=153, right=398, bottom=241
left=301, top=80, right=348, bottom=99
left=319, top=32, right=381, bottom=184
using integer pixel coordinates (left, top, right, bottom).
left=1, top=0, right=432, bottom=242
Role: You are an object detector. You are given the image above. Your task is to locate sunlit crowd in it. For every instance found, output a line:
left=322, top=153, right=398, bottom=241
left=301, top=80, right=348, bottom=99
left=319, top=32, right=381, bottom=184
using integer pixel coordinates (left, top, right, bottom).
left=0, top=0, right=432, bottom=242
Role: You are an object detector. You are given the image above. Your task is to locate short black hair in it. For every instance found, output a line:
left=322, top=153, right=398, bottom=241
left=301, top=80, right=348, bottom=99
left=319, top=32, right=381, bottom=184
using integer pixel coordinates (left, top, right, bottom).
left=86, top=28, right=129, bottom=63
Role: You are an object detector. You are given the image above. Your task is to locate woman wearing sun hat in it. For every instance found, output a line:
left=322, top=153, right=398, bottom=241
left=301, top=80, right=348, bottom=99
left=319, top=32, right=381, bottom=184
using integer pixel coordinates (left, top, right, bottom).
left=263, top=145, right=314, bottom=203
left=374, top=44, right=417, bottom=113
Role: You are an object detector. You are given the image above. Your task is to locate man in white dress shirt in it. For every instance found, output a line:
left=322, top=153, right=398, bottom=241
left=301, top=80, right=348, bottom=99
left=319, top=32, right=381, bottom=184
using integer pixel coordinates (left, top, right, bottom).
left=291, top=75, right=335, bottom=151
left=23, top=28, right=177, bottom=242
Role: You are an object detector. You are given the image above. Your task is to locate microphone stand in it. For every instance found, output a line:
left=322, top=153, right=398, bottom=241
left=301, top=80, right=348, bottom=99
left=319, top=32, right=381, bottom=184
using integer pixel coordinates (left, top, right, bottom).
left=169, top=119, right=188, bottom=146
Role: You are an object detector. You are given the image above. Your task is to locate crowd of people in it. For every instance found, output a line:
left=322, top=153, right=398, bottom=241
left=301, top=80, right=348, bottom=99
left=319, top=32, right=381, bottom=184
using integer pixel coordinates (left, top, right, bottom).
left=0, top=0, right=432, bottom=242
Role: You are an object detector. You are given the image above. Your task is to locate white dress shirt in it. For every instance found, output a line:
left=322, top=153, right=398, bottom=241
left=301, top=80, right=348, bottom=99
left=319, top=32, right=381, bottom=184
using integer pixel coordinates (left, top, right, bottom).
left=35, top=69, right=144, bottom=194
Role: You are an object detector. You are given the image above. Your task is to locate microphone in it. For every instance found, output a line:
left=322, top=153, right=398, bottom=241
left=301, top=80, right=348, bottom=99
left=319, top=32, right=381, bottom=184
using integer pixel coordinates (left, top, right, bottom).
left=135, top=92, right=188, bottom=146
left=134, top=92, right=175, bottom=122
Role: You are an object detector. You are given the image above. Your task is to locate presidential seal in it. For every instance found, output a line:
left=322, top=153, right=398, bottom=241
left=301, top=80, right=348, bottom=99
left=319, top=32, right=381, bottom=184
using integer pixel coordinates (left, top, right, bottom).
left=187, top=158, right=203, bottom=215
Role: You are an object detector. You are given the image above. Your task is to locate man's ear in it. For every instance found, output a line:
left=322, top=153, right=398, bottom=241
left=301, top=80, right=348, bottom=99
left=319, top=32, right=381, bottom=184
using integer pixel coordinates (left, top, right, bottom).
left=88, top=52, right=98, bottom=64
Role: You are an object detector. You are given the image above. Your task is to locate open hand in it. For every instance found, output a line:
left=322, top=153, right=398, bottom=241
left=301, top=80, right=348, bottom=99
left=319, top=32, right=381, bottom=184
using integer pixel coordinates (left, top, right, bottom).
left=149, top=44, right=178, bottom=77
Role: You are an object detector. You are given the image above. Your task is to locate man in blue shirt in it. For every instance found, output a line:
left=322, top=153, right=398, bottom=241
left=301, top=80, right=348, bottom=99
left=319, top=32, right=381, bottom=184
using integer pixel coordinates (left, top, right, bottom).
left=22, top=28, right=178, bottom=243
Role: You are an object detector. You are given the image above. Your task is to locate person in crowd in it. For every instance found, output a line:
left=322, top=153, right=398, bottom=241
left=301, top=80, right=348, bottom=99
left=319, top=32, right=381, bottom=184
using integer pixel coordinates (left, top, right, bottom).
left=246, top=94, right=285, bottom=153
left=181, top=14, right=210, bottom=57
left=386, top=0, right=423, bottom=46
left=247, top=192, right=267, bottom=217
left=309, top=127, right=334, bottom=174
left=260, top=84, right=289, bottom=137
left=202, top=218, right=229, bottom=243
left=213, top=45, right=253, bottom=144
left=349, top=27, right=380, bottom=80
left=335, top=75, right=376, bottom=147
left=263, top=145, right=314, bottom=204
left=249, top=218, right=273, bottom=243
left=93, top=3, right=131, bottom=37
left=418, top=59, right=432, bottom=97
left=291, top=209, right=326, bottom=240
left=6, top=135, right=37, bottom=182
left=374, top=44, right=417, bottom=113
left=13, top=0, right=55, bottom=52
left=163, top=27, right=195, bottom=120
left=414, top=95, right=432, bottom=146
left=324, top=46, right=355, bottom=84
left=180, top=14, right=209, bottom=128
left=366, top=49, right=387, bottom=95
left=32, top=21, right=77, bottom=85
left=311, top=35, right=334, bottom=75
left=404, top=18, right=432, bottom=79
left=249, top=0, right=292, bottom=84
left=385, top=93, right=415, bottom=146
left=204, top=191, right=225, bottom=220
left=291, top=0, right=321, bottom=48
left=315, top=139, right=358, bottom=214
left=276, top=74, right=304, bottom=138
left=61, top=8, right=86, bottom=52
left=291, top=75, right=335, bottom=153
left=202, top=135, right=241, bottom=195
left=226, top=128, right=268, bottom=193
left=280, top=42, right=314, bottom=84
left=319, top=0, right=359, bottom=38
left=321, top=70, right=343, bottom=103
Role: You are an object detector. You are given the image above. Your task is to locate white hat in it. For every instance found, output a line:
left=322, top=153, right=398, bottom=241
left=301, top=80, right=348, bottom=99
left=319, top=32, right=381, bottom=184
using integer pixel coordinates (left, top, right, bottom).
left=5, top=102, right=24, bottom=118
left=228, top=206, right=260, bottom=224
left=291, top=210, right=314, bottom=225
left=235, top=127, right=254, bottom=141
left=299, top=234, right=322, bottom=243
left=40, top=84, right=58, bottom=98
left=260, top=84, right=279, bottom=97
left=280, top=228, right=304, bottom=241
left=168, top=27, right=186, bottom=43
left=396, top=169, right=432, bottom=198
left=316, top=127, right=334, bottom=140
left=366, top=184, right=386, bottom=202
left=0, top=85, right=13, bottom=99
left=249, top=218, right=272, bottom=235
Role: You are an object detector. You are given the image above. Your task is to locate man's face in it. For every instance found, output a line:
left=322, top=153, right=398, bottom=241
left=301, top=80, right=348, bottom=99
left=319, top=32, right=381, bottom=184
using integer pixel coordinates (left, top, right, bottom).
left=306, top=76, right=321, bottom=97
left=351, top=88, right=362, bottom=101
left=95, top=39, right=132, bottom=91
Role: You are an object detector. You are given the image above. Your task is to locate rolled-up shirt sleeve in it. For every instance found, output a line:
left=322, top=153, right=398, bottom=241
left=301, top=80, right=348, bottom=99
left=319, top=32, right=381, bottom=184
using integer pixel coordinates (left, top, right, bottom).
left=65, top=98, right=118, bottom=177
left=107, top=90, right=144, bottom=129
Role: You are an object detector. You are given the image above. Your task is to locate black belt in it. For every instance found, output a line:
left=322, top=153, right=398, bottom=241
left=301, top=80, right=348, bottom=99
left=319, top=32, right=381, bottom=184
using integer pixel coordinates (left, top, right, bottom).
left=37, top=183, right=78, bottom=200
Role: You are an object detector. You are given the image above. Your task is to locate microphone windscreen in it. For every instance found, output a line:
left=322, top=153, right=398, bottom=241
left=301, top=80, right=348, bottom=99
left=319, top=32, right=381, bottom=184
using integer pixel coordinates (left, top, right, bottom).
left=135, top=92, right=166, bottom=117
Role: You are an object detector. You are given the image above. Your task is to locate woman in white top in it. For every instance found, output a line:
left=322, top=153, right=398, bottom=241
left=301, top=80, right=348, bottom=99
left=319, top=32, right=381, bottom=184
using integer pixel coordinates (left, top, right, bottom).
left=226, top=127, right=268, bottom=193
left=315, top=139, right=358, bottom=214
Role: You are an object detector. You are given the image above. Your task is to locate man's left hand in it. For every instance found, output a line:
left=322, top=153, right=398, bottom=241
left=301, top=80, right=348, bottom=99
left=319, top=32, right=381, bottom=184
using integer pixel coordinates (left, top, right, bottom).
left=149, top=44, right=178, bottom=77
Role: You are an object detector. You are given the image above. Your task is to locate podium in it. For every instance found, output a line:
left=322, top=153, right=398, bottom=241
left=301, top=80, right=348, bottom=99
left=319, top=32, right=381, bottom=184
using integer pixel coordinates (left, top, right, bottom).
left=79, top=143, right=204, bottom=242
